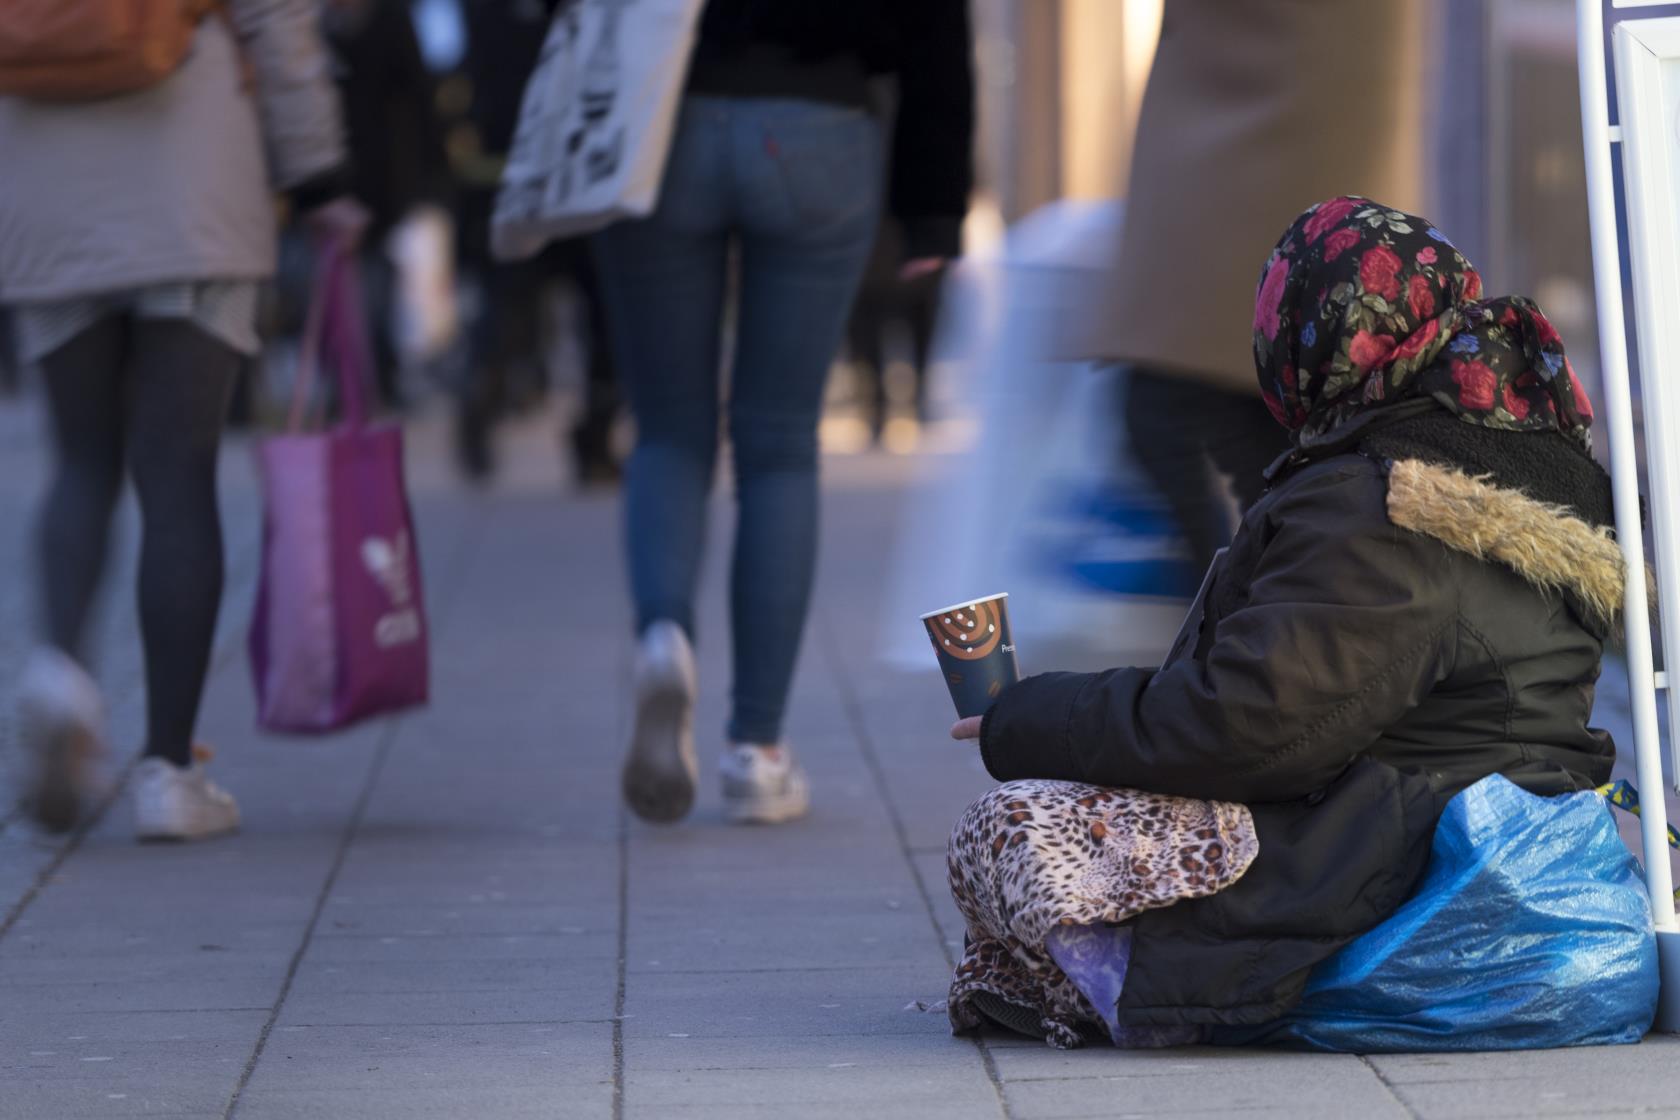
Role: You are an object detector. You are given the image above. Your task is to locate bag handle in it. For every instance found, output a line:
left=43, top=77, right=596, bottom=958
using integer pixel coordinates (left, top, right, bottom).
left=288, top=239, right=376, bottom=432
left=1599, top=779, right=1680, bottom=901
left=325, top=244, right=376, bottom=427
left=287, top=246, right=334, bottom=432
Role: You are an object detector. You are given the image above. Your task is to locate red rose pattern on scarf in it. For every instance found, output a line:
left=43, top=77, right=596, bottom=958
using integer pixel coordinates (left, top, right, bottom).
left=1253, top=196, right=1595, bottom=449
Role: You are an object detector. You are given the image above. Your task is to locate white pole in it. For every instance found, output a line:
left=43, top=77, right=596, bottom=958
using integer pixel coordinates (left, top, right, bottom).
left=1576, top=0, right=1678, bottom=930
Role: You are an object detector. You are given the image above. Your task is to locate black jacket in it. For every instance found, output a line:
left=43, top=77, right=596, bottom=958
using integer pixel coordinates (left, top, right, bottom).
left=688, top=0, right=974, bottom=259
left=980, top=452, right=1620, bottom=1027
left=323, top=0, right=451, bottom=235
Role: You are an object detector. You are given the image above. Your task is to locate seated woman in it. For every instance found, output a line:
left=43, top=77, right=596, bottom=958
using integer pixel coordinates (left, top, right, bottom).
left=946, top=197, right=1622, bottom=1049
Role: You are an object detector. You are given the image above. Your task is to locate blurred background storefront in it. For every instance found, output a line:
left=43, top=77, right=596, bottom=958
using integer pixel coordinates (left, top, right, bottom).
left=968, top=0, right=1602, bottom=393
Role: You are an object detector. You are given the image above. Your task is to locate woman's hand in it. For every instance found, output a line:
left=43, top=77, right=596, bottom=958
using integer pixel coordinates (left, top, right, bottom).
left=305, top=196, right=371, bottom=252
left=950, top=716, right=983, bottom=741
left=900, top=257, right=948, bottom=283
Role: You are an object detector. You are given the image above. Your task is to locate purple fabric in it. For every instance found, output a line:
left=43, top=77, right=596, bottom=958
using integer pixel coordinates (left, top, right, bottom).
left=249, top=250, right=429, bottom=733
left=1044, top=924, right=1134, bottom=1042
left=1045, top=924, right=1207, bottom=1048
left=251, top=435, right=337, bottom=728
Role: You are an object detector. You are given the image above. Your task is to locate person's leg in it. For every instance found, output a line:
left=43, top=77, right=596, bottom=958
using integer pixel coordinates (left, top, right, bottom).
left=36, top=317, right=129, bottom=656
left=726, top=99, right=883, bottom=750
left=1202, top=389, right=1289, bottom=513
left=591, top=98, right=731, bottom=823
left=360, top=250, right=405, bottom=411
left=22, top=316, right=128, bottom=830
left=905, top=272, right=941, bottom=422
left=845, top=296, right=888, bottom=443
left=122, top=321, right=238, bottom=767
left=566, top=242, right=623, bottom=484
left=1123, top=369, right=1242, bottom=578
left=457, top=254, right=543, bottom=479
left=0, top=311, right=20, bottom=396
left=591, top=103, right=730, bottom=642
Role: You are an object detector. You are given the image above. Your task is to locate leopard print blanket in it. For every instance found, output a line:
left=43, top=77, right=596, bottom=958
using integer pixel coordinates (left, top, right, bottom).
left=947, top=780, right=1259, bottom=1049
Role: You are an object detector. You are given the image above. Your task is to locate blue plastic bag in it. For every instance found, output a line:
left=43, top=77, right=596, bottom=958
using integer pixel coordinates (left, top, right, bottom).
left=1230, top=774, right=1658, bottom=1051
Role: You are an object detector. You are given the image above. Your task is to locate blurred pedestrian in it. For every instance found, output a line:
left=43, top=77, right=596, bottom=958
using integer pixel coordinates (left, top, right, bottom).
left=0, top=0, right=355, bottom=839
left=557, top=242, right=623, bottom=487
left=322, top=0, right=452, bottom=411
left=449, top=0, right=621, bottom=485
left=603, top=0, right=973, bottom=824
left=1095, top=0, right=1425, bottom=576
left=0, top=311, right=18, bottom=396
left=847, top=217, right=943, bottom=446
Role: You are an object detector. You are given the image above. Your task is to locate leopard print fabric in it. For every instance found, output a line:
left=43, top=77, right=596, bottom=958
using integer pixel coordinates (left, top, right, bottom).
left=947, top=780, right=1259, bottom=1048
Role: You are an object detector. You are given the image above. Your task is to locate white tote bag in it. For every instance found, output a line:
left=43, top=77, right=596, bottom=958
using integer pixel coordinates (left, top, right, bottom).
left=491, top=0, right=704, bottom=261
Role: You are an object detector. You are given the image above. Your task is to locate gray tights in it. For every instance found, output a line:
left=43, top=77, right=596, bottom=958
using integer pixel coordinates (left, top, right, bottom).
left=36, top=316, right=237, bottom=767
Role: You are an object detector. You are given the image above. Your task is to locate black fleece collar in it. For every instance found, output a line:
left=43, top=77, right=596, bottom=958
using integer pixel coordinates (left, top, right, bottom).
left=1359, top=411, right=1614, bottom=528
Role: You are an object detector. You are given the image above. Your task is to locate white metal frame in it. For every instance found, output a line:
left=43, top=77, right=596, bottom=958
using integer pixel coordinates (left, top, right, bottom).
left=1613, top=16, right=1680, bottom=771
left=1578, top=0, right=1680, bottom=1030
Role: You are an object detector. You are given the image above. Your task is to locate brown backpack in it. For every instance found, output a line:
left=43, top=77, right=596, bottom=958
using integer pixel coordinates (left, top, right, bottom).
left=0, top=0, right=221, bottom=101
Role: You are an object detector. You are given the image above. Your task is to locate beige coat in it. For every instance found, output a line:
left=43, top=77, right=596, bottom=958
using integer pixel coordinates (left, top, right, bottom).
left=0, top=0, right=344, bottom=303
left=1085, top=0, right=1425, bottom=392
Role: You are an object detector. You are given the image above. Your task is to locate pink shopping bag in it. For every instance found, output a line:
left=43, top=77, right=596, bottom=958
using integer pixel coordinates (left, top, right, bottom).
left=249, top=247, right=429, bottom=733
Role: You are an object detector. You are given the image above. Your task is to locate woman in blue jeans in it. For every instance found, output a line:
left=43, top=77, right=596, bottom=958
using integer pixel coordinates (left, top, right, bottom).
left=594, top=1, right=972, bottom=824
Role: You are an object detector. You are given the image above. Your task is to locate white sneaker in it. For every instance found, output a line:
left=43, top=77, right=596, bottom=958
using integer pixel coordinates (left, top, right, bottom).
left=622, top=620, right=698, bottom=823
left=720, top=743, right=810, bottom=825
left=16, top=648, right=108, bottom=833
left=133, top=747, right=240, bottom=842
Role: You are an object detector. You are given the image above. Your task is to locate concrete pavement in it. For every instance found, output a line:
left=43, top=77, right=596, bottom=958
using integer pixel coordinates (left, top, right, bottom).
left=2, top=397, right=1679, bottom=1119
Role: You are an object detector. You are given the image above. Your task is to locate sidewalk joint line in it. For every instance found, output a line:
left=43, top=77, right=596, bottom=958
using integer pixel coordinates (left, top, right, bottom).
left=0, top=755, right=137, bottom=942
left=611, top=633, right=632, bottom=1120
left=820, top=609, right=1017, bottom=1120
left=271, top=1016, right=622, bottom=1029
left=613, top=804, right=628, bottom=1120
left=1359, top=1053, right=1421, bottom=1119
left=222, top=715, right=402, bottom=1120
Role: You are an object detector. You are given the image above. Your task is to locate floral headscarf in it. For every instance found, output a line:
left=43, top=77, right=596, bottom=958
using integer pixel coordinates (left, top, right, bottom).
left=1253, top=196, right=1595, bottom=449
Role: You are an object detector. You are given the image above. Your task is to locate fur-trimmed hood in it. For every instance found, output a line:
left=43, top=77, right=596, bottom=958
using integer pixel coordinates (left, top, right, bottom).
left=1385, top=458, right=1625, bottom=630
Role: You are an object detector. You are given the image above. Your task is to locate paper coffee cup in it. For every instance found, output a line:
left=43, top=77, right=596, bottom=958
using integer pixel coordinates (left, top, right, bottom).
left=921, top=593, right=1020, bottom=718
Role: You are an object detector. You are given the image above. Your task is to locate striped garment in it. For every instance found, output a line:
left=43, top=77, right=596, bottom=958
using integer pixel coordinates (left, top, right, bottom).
left=10, top=281, right=260, bottom=365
